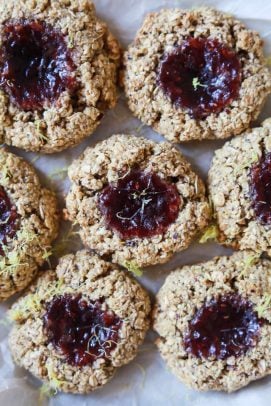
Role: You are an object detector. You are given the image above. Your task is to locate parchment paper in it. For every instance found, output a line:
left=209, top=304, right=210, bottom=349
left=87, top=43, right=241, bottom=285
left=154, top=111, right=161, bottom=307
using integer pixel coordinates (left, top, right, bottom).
left=1, top=1, right=271, bottom=405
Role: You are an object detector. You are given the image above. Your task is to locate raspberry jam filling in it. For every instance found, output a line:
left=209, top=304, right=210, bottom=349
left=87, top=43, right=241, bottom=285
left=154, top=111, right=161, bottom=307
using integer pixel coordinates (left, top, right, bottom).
left=43, top=294, right=122, bottom=366
left=184, top=294, right=261, bottom=360
left=249, top=152, right=271, bottom=225
left=98, top=168, right=181, bottom=239
left=0, top=186, right=20, bottom=255
left=158, top=37, right=241, bottom=119
left=0, top=19, right=76, bottom=111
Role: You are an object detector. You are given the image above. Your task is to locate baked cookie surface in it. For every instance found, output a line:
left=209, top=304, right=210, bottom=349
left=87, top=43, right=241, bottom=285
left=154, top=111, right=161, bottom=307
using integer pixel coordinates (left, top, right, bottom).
left=66, top=134, right=210, bottom=267
left=0, top=148, right=59, bottom=301
left=153, top=251, right=271, bottom=392
left=208, top=118, right=271, bottom=254
left=0, top=0, right=121, bottom=153
left=123, top=7, right=271, bottom=142
left=9, top=250, right=151, bottom=394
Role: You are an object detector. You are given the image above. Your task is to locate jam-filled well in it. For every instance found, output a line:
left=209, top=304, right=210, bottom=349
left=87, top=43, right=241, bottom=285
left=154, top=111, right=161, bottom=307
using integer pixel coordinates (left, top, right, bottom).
left=184, top=294, right=261, bottom=360
left=0, top=19, right=76, bottom=111
left=0, top=185, right=20, bottom=255
left=249, top=152, right=271, bottom=225
left=43, top=294, right=122, bottom=366
left=98, top=168, right=181, bottom=239
left=158, top=37, right=241, bottom=119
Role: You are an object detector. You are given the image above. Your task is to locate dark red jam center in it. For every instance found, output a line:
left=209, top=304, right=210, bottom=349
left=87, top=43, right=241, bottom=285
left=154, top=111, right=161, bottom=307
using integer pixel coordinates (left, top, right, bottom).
left=184, top=294, right=261, bottom=360
left=249, top=152, right=271, bottom=225
left=158, top=37, right=241, bottom=119
left=0, top=185, right=20, bottom=255
left=0, top=19, right=76, bottom=111
left=43, top=294, right=122, bottom=367
left=98, top=168, right=181, bottom=239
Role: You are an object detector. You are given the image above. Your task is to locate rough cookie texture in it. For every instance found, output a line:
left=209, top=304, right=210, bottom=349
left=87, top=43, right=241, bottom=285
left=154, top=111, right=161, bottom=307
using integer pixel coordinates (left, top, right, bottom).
left=0, top=148, right=59, bottom=301
left=123, top=7, right=271, bottom=142
left=0, top=0, right=121, bottom=153
left=9, top=250, right=151, bottom=394
left=153, top=251, right=271, bottom=392
left=208, top=118, right=271, bottom=254
left=66, top=134, right=210, bottom=267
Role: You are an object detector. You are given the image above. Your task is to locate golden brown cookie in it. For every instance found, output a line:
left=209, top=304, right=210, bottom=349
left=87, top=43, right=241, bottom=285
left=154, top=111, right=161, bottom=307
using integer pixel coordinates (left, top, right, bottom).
left=66, top=134, right=210, bottom=267
left=123, top=7, right=271, bottom=142
left=0, top=148, right=59, bottom=301
left=208, top=118, right=271, bottom=254
left=153, top=251, right=271, bottom=392
left=9, top=250, right=151, bottom=394
left=0, top=0, right=121, bottom=153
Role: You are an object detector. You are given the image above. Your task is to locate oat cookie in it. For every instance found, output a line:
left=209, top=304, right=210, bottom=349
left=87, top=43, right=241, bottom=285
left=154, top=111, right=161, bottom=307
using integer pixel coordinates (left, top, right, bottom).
left=9, top=250, right=151, bottom=394
left=66, top=134, right=210, bottom=267
left=123, top=7, right=271, bottom=142
left=208, top=118, right=271, bottom=254
left=0, top=148, right=59, bottom=301
left=153, top=251, right=271, bottom=392
left=0, top=0, right=121, bottom=153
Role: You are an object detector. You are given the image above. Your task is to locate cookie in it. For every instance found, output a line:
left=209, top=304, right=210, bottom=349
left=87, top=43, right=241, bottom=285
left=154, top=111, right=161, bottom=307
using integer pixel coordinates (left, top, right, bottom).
left=9, top=250, right=151, bottom=394
left=0, top=148, right=59, bottom=301
left=65, top=134, right=210, bottom=267
left=208, top=118, right=271, bottom=254
left=0, top=0, right=121, bottom=153
left=123, top=7, right=271, bottom=142
left=153, top=251, right=271, bottom=392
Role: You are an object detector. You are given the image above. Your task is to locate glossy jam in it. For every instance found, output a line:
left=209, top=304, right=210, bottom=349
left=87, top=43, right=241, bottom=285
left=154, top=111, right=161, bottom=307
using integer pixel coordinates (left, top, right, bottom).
left=158, top=37, right=241, bottom=119
left=249, top=152, right=271, bottom=225
left=43, top=294, right=122, bottom=366
left=0, top=186, right=20, bottom=255
left=98, top=168, right=181, bottom=239
left=184, top=294, right=261, bottom=360
left=0, top=19, right=76, bottom=111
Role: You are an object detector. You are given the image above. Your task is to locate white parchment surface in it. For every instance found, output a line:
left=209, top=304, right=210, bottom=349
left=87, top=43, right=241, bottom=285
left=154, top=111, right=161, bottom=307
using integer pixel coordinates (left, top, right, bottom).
left=1, top=1, right=271, bottom=405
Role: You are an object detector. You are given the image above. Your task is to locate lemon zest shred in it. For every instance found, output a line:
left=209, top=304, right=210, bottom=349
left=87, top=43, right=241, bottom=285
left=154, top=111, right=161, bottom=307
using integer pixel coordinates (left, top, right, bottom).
left=256, top=293, right=271, bottom=318
left=9, top=293, right=41, bottom=321
left=0, top=157, right=12, bottom=186
left=0, top=227, right=38, bottom=277
left=9, top=279, right=69, bottom=321
left=39, top=362, right=65, bottom=401
left=192, top=77, right=207, bottom=90
left=67, top=33, right=74, bottom=49
left=234, top=152, right=258, bottom=176
left=123, top=261, right=143, bottom=277
left=34, top=120, right=49, bottom=143
left=239, top=253, right=261, bottom=277
left=199, top=225, right=218, bottom=244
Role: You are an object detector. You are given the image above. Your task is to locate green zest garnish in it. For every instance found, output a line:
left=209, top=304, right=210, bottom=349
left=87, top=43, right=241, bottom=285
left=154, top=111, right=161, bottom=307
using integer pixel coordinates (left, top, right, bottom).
left=9, top=279, right=72, bottom=321
left=67, top=34, right=75, bottom=49
left=123, top=261, right=143, bottom=277
left=0, top=227, right=38, bottom=277
left=234, top=152, right=259, bottom=176
left=199, top=225, right=218, bottom=243
left=239, top=253, right=261, bottom=277
left=192, top=77, right=207, bottom=91
left=255, top=293, right=271, bottom=318
left=0, top=154, right=12, bottom=186
left=34, top=120, right=49, bottom=143
left=39, top=362, right=65, bottom=400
